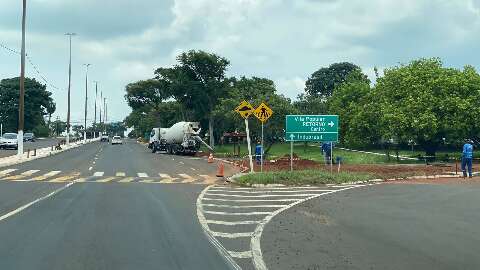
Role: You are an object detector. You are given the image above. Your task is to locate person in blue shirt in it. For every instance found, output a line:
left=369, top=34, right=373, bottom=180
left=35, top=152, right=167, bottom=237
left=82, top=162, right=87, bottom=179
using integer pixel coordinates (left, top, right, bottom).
left=462, top=140, right=474, bottom=178
left=321, top=142, right=333, bottom=165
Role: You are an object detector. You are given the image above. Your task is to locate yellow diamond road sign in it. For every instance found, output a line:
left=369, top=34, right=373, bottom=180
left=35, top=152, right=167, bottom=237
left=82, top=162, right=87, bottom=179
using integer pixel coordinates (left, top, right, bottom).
left=235, top=100, right=254, bottom=119
left=254, top=102, right=273, bottom=123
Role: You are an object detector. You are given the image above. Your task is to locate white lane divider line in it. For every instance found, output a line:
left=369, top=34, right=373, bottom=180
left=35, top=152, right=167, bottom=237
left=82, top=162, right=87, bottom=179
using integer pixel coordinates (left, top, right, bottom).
left=202, top=204, right=285, bottom=209
left=88, top=167, right=93, bottom=171
left=0, top=182, right=74, bottom=222
left=211, top=231, right=253, bottom=238
left=203, top=211, right=271, bottom=216
left=205, top=193, right=320, bottom=198
left=116, top=172, right=126, bottom=177
left=207, top=189, right=335, bottom=194
left=21, top=170, right=40, bottom=176
left=0, top=169, right=17, bottom=176
left=118, top=177, right=135, bottom=183
left=228, top=250, right=252, bottom=259
left=202, top=198, right=300, bottom=203
left=93, top=171, right=104, bottom=177
left=137, top=173, right=148, bottom=178
left=206, top=220, right=260, bottom=226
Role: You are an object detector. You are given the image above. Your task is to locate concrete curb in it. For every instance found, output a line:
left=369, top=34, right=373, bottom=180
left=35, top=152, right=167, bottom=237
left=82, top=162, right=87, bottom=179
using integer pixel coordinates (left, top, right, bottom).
left=0, top=139, right=99, bottom=169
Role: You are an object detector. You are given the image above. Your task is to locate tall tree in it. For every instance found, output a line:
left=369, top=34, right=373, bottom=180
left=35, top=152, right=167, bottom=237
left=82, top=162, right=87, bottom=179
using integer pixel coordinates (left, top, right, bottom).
left=0, top=77, right=55, bottom=133
left=156, top=50, right=231, bottom=148
left=305, top=62, right=369, bottom=99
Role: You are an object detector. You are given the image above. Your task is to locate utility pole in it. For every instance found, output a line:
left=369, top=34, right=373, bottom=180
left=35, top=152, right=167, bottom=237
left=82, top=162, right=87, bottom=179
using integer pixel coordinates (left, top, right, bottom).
left=83, top=63, right=91, bottom=143
left=93, top=81, right=98, bottom=138
left=104, top=97, right=107, bottom=133
left=99, top=91, right=102, bottom=135
left=17, top=0, right=27, bottom=156
left=65, top=32, right=76, bottom=145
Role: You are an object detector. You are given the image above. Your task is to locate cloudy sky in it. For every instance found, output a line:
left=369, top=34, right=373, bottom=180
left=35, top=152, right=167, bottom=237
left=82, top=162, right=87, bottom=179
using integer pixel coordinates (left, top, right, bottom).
left=1, top=0, right=480, bottom=125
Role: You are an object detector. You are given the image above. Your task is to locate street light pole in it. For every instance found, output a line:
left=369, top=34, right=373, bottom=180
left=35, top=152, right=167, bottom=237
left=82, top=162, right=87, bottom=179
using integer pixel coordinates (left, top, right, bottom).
left=83, top=63, right=91, bottom=143
left=17, top=0, right=27, bottom=156
left=65, top=32, right=76, bottom=145
left=104, top=97, right=107, bottom=133
left=93, top=81, right=98, bottom=138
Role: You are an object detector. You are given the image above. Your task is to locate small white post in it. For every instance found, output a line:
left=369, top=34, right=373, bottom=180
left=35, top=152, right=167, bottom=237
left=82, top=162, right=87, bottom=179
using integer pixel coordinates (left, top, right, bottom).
left=330, top=141, right=333, bottom=173
left=245, top=118, right=254, bottom=173
left=290, top=141, right=293, bottom=172
left=261, top=122, right=264, bottom=172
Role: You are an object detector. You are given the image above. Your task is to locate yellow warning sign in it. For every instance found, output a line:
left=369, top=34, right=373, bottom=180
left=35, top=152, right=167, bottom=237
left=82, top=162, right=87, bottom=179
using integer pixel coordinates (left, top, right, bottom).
left=254, top=102, right=273, bottom=123
left=234, top=100, right=255, bottom=119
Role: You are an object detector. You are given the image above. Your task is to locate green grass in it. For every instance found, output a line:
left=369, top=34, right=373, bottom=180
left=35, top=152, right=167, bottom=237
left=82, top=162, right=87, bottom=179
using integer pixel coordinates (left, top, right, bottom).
left=236, top=170, right=377, bottom=186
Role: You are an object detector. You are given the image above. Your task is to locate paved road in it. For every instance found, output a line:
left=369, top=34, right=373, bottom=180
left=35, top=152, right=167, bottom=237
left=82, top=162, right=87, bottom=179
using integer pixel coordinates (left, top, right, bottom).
left=0, top=137, right=59, bottom=158
left=0, top=140, right=233, bottom=270
left=261, top=182, right=480, bottom=270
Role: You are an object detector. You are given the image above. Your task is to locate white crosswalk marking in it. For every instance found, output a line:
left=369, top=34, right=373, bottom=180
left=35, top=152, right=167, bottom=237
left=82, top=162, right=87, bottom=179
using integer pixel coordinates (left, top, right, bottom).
left=197, top=184, right=366, bottom=270
left=21, top=170, right=40, bottom=176
left=93, top=172, right=104, bottom=177
left=116, top=172, right=126, bottom=177
left=118, top=177, right=135, bottom=183
left=0, top=169, right=17, bottom=176
left=32, top=171, right=61, bottom=181
left=159, top=173, right=172, bottom=178
left=178, top=174, right=195, bottom=183
left=137, top=173, right=148, bottom=178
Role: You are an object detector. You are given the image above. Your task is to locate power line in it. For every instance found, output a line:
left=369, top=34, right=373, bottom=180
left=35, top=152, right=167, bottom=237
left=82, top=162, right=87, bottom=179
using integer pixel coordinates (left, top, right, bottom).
left=0, top=42, right=62, bottom=91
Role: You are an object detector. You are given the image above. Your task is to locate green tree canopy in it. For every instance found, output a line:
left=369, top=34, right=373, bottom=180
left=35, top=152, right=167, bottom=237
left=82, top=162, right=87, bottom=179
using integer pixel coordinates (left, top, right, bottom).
left=305, top=62, right=369, bottom=99
left=0, top=77, right=55, bottom=133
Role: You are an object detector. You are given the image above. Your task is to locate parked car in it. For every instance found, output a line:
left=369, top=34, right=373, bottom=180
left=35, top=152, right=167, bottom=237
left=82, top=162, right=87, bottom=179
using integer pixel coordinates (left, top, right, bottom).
left=24, top=133, right=35, bottom=142
left=100, top=135, right=109, bottom=142
left=0, top=133, right=19, bottom=150
left=111, top=136, right=123, bottom=145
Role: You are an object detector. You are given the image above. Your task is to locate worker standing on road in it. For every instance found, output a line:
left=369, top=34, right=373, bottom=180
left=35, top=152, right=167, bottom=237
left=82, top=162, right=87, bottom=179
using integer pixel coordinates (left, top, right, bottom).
left=462, top=139, right=474, bottom=178
left=321, top=142, right=332, bottom=165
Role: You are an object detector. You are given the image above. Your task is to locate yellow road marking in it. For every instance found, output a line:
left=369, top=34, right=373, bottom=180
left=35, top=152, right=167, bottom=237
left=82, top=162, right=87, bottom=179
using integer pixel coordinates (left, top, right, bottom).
left=49, top=173, right=80, bottom=183
left=96, top=177, right=116, bottom=183
left=118, top=177, right=135, bottom=183
left=32, top=171, right=61, bottom=181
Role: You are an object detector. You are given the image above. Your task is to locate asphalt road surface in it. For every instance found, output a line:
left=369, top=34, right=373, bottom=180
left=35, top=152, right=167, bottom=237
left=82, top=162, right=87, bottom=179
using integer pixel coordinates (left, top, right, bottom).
left=0, top=137, right=60, bottom=158
left=261, top=181, right=480, bottom=270
left=0, top=140, right=233, bottom=270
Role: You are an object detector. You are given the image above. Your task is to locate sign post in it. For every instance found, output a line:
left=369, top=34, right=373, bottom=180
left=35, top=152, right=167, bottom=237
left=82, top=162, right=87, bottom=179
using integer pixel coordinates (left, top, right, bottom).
left=253, top=102, right=273, bottom=172
left=285, top=115, right=339, bottom=172
left=235, top=101, right=255, bottom=173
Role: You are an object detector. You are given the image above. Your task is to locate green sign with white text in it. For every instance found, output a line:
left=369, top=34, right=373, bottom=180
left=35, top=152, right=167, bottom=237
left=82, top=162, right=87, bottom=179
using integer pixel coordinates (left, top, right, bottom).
left=285, top=115, right=339, bottom=142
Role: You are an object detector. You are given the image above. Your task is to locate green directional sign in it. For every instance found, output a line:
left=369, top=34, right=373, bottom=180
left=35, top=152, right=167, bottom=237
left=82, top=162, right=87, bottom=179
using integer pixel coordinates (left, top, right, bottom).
left=285, top=115, right=339, bottom=142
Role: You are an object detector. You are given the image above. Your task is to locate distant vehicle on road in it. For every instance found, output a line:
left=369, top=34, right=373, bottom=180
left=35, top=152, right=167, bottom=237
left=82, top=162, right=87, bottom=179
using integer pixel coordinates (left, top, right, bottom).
left=111, top=136, right=123, bottom=145
left=100, top=135, right=109, bottom=142
left=0, top=133, right=19, bottom=150
left=24, top=133, right=35, bottom=142
left=149, top=122, right=212, bottom=155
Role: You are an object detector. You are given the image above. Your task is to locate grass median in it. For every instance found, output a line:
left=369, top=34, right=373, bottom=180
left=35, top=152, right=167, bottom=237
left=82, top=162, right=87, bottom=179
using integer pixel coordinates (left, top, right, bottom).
left=235, top=170, right=377, bottom=186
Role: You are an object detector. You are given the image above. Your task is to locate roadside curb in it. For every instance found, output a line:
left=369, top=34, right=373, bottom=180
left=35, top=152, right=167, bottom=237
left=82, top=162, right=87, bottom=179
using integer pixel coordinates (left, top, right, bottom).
left=0, top=139, right=99, bottom=169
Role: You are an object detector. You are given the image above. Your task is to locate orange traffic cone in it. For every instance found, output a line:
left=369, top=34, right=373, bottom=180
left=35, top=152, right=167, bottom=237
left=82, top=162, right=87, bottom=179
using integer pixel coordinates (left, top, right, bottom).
left=208, top=153, right=214, bottom=163
left=216, top=161, right=225, bottom=177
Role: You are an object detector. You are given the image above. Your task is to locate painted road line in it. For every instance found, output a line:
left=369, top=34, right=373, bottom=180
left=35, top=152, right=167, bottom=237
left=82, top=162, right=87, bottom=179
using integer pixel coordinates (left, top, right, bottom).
left=32, top=171, right=61, bottom=181
left=116, top=172, right=126, bottom=177
left=0, top=169, right=17, bottom=176
left=206, top=220, right=260, bottom=226
left=93, top=171, right=104, bottom=177
left=199, top=175, right=217, bottom=184
left=74, top=178, right=87, bottom=183
left=21, top=170, right=40, bottom=176
left=158, top=173, right=179, bottom=183
left=49, top=174, right=79, bottom=182
left=139, top=179, right=155, bottom=183
left=118, top=177, right=135, bottom=183
left=204, top=193, right=323, bottom=198
left=203, top=211, right=271, bottom=216
left=179, top=173, right=196, bottom=183
left=97, top=177, right=116, bottom=183
left=202, top=198, right=300, bottom=203
left=211, top=186, right=329, bottom=190
left=137, top=173, right=149, bottom=178
left=207, top=189, right=335, bottom=194
left=0, top=182, right=74, bottom=222
left=228, top=251, right=252, bottom=259
left=88, top=167, right=93, bottom=171
left=211, top=231, right=253, bottom=238
left=202, top=204, right=285, bottom=209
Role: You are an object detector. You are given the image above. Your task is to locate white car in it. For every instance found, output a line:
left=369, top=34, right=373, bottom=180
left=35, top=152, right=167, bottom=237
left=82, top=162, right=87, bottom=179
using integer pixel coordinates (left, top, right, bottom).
left=111, top=136, right=123, bottom=145
left=0, top=133, right=19, bottom=150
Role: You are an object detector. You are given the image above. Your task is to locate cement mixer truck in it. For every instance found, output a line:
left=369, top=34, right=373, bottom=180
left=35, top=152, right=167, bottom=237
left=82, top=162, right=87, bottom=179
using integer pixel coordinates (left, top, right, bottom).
left=148, top=122, right=213, bottom=155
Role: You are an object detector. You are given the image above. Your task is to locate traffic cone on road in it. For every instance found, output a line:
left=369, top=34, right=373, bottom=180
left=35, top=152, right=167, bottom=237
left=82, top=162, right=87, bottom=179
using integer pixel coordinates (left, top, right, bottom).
left=208, top=153, right=214, bottom=163
left=216, top=161, right=225, bottom=177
